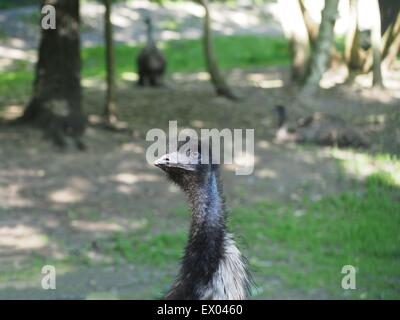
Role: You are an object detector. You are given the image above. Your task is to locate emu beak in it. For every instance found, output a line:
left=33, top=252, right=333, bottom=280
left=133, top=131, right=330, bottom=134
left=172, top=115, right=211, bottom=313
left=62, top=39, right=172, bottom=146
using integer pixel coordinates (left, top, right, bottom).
left=154, top=152, right=196, bottom=171
left=154, top=154, right=170, bottom=168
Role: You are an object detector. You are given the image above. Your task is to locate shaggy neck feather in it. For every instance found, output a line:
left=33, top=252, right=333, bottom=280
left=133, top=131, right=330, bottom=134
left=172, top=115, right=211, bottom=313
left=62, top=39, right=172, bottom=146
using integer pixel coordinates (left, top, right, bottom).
left=171, top=171, right=227, bottom=298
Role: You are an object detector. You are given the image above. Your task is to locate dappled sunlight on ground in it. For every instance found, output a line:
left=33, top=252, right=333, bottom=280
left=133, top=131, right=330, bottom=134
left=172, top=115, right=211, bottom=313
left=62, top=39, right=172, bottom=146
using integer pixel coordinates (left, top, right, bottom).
left=111, top=172, right=160, bottom=185
left=0, top=104, right=24, bottom=120
left=254, top=168, right=277, bottom=179
left=120, top=72, right=138, bottom=82
left=172, top=71, right=210, bottom=82
left=49, top=188, right=86, bottom=204
left=71, top=220, right=122, bottom=233
left=82, top=78, right=106, bottom=89
left=70, top=216, right=148, bottom=235
left=256, top=140, right=271, bottom=150
left=246, top=73, right=284, bottom=89
left=120, top=142, right=143, bottom=152
left=329, top=149, right=400, bottom=185
left=225, top=151, right=258, bottom=176
left=0, top=183, right=34, bottom=208
left=48, top=177, right=92, bottom=205
left=0, top=224, right=47, bottom=251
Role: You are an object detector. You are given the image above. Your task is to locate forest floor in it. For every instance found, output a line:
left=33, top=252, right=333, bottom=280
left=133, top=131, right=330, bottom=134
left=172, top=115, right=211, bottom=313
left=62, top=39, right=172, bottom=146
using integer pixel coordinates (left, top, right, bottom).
left=0, top=66, right=400, bottom=299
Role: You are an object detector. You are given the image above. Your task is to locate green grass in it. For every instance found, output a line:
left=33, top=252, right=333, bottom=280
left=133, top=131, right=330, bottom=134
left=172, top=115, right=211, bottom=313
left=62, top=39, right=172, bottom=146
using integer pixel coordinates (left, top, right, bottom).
left=110, top=231, right=187, bottom=266
left=82, top=35, right=289, bottom=77
left=0, top=35, right=290, bottom=100
left=0, top=70, right=33, bottom=101
left=85, top=160, right=400, bottom=299
left=233, top=161, right=400, bottom=299
left=102, top=151, right=400, bottom=299
left=0, top=151, right=397, bottom=299
left=0, top=0, right=38, bottom=10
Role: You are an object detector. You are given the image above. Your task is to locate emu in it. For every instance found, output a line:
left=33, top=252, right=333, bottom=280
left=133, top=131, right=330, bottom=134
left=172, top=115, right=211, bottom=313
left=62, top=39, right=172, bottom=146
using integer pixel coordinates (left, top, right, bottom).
left=136, top=16, right=166, bottom=87
left=274, top=105, right=369, bottom=148
left=154, top=141, right=252, bottom=300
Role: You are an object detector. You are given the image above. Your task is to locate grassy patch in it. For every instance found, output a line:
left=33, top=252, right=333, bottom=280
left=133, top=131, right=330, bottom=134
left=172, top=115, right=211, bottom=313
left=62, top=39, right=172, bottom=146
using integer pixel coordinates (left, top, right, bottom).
left=0, top=35, right=289, bottom=100
left=1, top=153, right=398, bottom=299
left=102, top=152, right=399, bottom=299
left=82, top=35, right=289, bottom=78
left=0, top=254, right=73, bottom=285
left=0, top=70, right=33, bottom=101
left=71, top=155, right=399, bottom=299
left=110, top=231, right=187, bottom=266
left=233, top=162, right=400, bottom=299
left=0, top=0, right=38, bottom=10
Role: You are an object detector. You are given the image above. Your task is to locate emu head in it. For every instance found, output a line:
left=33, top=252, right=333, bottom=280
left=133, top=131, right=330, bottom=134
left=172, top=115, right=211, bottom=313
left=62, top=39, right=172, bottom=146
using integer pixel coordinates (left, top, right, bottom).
left=144, top=15, right=152, bottom=27
left=154, top=139, right=218, bottom=189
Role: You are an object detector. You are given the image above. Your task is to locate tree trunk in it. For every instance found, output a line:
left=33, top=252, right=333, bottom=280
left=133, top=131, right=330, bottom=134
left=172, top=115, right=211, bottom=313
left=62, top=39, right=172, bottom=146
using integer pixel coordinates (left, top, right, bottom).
left=382, top=13, right=400, bottom=69
left=379, top=0, right=400, bottom=35
left=104, top=0, right=117, bottom=124
left=345, top=0, right=363, bottom=70
left=299, top=0, right=318, bottom=45
left=363, top=11, right=400, bottom=72
left=198, top=0, right=237, bottom=100
left=302, top=0, right=339, bottom=95
left=280, top=0, right=310, bottom=82
left=22, top=0, right=85, bottom=149
left=299, top=0, right=342, bottom=69
left=371, top=0, right=384, bottom=87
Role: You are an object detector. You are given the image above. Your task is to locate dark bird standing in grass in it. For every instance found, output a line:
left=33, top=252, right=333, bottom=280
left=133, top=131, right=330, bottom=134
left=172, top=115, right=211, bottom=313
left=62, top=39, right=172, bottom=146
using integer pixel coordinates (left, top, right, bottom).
left=137, top=16, right=166, bottom=87
left=154, top=141, right=252, bottom=300
left=274, top=105, right=369, bottom=148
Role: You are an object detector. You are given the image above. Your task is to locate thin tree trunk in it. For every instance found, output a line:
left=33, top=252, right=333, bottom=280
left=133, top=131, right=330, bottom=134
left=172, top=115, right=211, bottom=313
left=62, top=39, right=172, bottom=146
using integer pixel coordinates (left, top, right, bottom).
left=104, top=0, right=117, bottom=124
left=371, top=0, right=384, bottom=87
left=22, top=0, right=85, bottom=149
left=363, top=12, right=400, bottom=72
left=299, top=0, right=342, bottom=68
left=280, top=0, right=310, bottom=82
left=382, top=13, right=400, bottom=69
left=379, top=0, right=400, bottom=35
left=345, top=0, right=363, bottom=70
left=290, top=0, right=311, bottom=82
left=198, top=0, right=237, bottom=100
left=299, top=0, right=318, bottom=45
left=302, top=0, right=339, bottom=95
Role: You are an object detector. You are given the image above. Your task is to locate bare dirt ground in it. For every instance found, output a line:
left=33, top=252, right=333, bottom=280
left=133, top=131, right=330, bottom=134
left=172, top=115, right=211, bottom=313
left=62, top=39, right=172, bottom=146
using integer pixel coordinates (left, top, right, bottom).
left=0, top=67, right=399, bottom=299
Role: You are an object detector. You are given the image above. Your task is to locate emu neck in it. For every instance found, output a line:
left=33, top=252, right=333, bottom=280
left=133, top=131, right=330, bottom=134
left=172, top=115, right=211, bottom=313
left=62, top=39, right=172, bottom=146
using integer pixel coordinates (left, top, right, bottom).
left=185, top=171, right=225, bottom=231
left=185, top=171, right=225, bottom=255
left=167, top=170, right=248, bottom=299
left=175, top=170, right=226, bottom=297
left=146, top=22, right=154, bottom=44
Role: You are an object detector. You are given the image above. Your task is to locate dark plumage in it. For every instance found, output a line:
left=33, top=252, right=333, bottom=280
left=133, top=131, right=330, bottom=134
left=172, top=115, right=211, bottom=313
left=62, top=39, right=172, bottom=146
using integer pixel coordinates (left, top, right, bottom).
left=274, top=105, right=369, bottom=148
left=137, top=17, right=166, bottom=87
left=154, top=140, right=252, bottom=300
